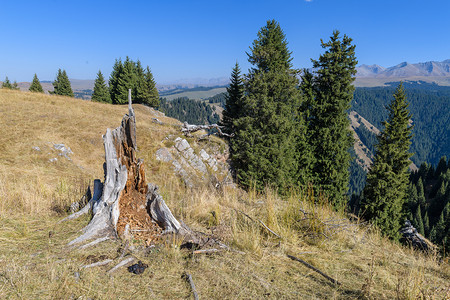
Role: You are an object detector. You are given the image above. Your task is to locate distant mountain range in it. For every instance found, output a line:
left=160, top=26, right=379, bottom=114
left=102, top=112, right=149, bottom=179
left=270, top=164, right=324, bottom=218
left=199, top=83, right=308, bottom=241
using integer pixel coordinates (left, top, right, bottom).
left=356, top=59, right=450, bottom=78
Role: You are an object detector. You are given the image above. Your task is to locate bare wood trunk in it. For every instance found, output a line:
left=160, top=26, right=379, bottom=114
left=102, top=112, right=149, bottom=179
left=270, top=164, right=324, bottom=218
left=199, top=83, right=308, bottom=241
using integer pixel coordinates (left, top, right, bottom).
left=67, top=90, right=185, bottom=247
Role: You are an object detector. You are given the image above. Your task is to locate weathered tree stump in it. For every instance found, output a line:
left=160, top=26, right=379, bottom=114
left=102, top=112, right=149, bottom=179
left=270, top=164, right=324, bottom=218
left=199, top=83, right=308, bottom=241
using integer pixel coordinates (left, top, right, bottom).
left=67, top=90, right=186, bottom=247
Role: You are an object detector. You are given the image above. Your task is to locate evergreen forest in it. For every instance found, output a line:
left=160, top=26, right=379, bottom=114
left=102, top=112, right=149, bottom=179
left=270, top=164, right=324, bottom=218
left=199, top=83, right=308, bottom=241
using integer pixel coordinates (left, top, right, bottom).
left=159, top=97, right=220, bottom=125
left=405, top=157, right=450, bottom=251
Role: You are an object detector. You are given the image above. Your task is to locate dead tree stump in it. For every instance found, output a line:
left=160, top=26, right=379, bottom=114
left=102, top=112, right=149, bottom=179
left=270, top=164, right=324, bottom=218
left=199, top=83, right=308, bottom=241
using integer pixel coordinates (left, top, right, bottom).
left=68, top=90, right=186, bottom=247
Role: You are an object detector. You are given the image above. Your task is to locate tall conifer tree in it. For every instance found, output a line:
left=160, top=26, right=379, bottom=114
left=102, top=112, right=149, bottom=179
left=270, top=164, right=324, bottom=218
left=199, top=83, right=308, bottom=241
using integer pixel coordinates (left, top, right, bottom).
left=29, top=74, right=44, bottom=93
left=221, top=62, right=244, bottom=135
left=309, top=30, right=357, bottom=208
left=361, top=83, right=413, bottom=239
left=92, top=70, right=111, bottom=103
left=52, top=69, right=73, bottom=97
left=2, top=77, right=12, bottom=89
left=12, top=81, right=19, bottom=90
left=133, top=60, right=149, bottom=105
left=109, top=57, right=158, bottom=107
left=144, top=66, right=159, bottom=107
left=231, top=20, right=310, bottom=191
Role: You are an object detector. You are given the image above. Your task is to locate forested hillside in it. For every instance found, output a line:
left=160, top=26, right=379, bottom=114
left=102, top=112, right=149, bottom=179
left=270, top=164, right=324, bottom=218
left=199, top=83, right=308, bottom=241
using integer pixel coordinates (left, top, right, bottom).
left=159, top=97, right=220, bottom=125
left=407, top=157, right=450, bottom=250
left=352, top=81, right=450, bottom=166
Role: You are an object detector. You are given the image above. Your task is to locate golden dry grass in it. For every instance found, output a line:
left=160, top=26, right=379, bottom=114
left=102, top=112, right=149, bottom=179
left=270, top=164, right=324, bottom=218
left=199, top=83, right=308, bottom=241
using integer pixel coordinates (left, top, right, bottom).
left=0, top=89, right=449, bottom=299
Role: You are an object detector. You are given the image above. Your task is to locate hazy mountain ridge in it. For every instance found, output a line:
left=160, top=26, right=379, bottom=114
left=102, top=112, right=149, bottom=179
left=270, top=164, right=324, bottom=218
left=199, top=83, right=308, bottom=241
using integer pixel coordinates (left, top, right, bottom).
left=356, top=59, right=450, bottom=78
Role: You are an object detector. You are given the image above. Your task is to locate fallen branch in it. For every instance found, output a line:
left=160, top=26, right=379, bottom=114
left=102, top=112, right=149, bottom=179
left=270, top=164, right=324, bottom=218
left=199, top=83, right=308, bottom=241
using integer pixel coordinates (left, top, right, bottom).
left=257, top=218, right=281, bottom=239
left=181, top=122, right=234, bottom=138
left=287, top=254, right=341, bottom=286
left=82, top=259, right=113, bottom=269
left=193, top=248, right=221, bottom=255
left=183, top=272, right=199, bottom=300
left=234, top=209, right=281, bottom=239
left=107, top=257, right=135, bottom=274
left=118, top=240, right=130, bottom=260
left=78, top=236, right=110, bottom=250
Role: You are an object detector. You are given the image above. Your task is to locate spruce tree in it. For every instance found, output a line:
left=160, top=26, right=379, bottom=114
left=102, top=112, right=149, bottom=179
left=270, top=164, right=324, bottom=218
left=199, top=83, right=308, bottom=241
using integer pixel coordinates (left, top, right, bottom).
left=92, top=70, right=111, bottom=103
left=423, top=211, right=430, bottom=236
left=221, top=62, right=244, bottom=135
left=109, top=58, right=123, bottom=104
left=29, top=74, right=44, bottom=93
left=231, top=20, right=310, bottom=191
left=414, top=205, right=425, bottom=235
left=417, top=177, right=426, bottom=206
left=144, top=66, right=159, bottom=107
left=109, top=57, right=135, bottom=104
left=309, top=30, right=357, bottom=208
left=361, top=83, right=414, bottom=239
left=109, top=57, right=159, bottom=107
left=52, top=69, right=74, bottom=97
left=12, top=81, right=19, bottom=90
left=2, top=77, right=12, bottom=89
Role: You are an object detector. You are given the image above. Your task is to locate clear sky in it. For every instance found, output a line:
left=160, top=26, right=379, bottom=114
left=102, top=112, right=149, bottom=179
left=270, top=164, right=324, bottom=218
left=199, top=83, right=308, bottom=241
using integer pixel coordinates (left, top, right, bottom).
left=1, top=0, right=449, bottom=84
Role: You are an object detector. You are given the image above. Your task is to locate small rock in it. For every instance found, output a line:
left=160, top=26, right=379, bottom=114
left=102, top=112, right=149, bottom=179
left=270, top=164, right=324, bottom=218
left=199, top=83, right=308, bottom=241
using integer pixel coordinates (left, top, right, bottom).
left=49, top=158, right=58, bottom=163
left=53, top=143, right=73, bottom=160
left=32, top=146, right=41, bottom=151
left=155, top=147, right=173, bottom=162
left=152, top=118, right=163, bottom=125
left=174, top=138, right=190, bottom=152
left=199, top=149, right=210, bottom=161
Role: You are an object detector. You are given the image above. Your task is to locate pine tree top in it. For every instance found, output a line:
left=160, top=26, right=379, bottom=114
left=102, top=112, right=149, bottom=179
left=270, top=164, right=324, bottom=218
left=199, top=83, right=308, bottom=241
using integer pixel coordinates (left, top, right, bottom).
left=247, top=19, right=293, bottom=73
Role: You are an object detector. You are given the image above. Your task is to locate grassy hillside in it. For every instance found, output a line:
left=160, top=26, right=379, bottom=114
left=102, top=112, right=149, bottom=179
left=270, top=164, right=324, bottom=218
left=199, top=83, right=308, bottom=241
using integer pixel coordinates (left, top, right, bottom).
left=0, top=89, right=448, bottom=299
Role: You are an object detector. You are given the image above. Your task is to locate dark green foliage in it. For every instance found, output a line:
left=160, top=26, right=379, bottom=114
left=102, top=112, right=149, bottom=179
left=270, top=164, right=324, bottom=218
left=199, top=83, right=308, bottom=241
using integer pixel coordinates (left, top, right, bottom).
left=308, top=30, right=357, bottom=208
left=348, top=150, right=367, bottom=197
left=406, top=157, right=450, bottom=253
left=51, top=69, right=74, bottom=97
left=416, top=177, right=426, bottom=206
left=413, top=205, right=425, bottom=235
left=361, top=83, right=413, bottom=240
left=352, top=82, right=450, bottom=167
left=109, top=58, right=126, bottom=104
left=423, top=211, right=430, bottom=236
left=354, top=122, right=377, bottom=156
left=2, top=77, right=12, bottom=89
left=144, top=66, right=159, bottom=107
left=12, top=81, right=19, bottom=90
left=159, top=97, right=219, bottom=125
left=221, top=62, right=244, bottom=135
left=231, top=20, right=311, bottom=192
left=207, top=92, right=227, bottom=107
left=92, top=70, right=111, bottom=103
left=29, top=74, right=44, bottom=93
left=109, top=57, right=159, bottom=107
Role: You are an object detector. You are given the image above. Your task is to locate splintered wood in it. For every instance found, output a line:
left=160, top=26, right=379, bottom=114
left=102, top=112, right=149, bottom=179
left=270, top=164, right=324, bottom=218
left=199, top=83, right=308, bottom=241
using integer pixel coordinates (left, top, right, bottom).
left=114, top=100, right=162, bottom=245
left=116, top=189, right=162, bottom=245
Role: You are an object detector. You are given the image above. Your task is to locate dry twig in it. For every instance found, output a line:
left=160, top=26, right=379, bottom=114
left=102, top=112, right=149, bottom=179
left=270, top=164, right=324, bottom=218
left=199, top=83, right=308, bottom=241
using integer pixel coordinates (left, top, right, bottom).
left=287, top=254, right=341, bottom=286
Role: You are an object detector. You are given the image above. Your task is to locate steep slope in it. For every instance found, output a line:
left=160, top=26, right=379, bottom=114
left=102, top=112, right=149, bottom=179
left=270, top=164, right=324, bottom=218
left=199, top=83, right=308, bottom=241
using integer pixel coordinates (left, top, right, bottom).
left=0, top=89, right=448, bottom=299
left=349, top=111, right=379, bottom=171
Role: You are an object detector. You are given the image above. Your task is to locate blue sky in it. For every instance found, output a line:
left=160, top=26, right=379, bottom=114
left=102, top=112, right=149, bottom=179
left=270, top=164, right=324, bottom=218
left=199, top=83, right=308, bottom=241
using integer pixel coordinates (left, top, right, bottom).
left=1, top=0, right=449, bottom=84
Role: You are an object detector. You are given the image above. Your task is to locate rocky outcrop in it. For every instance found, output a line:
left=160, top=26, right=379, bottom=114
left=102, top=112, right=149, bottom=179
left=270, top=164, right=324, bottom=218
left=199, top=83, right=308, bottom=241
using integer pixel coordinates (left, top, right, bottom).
left=156, top=136, right=232, bottom=188
left=399, top=220, right=435, bottom=252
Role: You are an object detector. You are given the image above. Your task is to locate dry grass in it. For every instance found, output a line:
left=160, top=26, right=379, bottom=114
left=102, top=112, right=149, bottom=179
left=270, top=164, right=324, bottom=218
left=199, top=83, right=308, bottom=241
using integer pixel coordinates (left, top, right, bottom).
left=0, top=89, right=449, bottom=299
